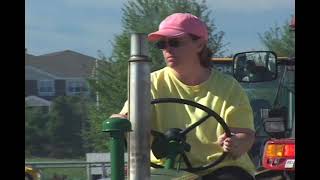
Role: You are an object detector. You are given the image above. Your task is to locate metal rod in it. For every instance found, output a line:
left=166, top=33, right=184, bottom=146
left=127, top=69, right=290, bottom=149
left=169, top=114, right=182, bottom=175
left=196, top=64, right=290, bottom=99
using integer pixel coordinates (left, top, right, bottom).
left=128, top=33, right=151, bottom=180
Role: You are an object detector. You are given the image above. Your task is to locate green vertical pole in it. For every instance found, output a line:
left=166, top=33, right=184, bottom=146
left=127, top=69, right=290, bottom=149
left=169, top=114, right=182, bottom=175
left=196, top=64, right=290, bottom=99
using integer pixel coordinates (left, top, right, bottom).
left=102, top=117, right=131, bottom=180
left=110, top=131, right=125, bottom=180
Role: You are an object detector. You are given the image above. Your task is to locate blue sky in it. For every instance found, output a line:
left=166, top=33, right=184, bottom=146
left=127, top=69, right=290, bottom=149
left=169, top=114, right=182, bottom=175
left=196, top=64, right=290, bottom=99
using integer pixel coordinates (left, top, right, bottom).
left=25, top=0, right=295, bottom=58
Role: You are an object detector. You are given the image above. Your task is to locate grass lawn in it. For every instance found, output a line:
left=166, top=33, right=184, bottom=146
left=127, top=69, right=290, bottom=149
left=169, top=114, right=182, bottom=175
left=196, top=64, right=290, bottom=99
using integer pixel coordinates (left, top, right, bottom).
left=25, top=157, right=87, bottom=180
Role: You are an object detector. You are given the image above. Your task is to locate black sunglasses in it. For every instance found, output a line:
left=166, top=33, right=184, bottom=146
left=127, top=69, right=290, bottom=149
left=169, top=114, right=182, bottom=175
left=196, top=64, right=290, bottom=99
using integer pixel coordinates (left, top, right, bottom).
left=155, top=39, right=181, bottom=49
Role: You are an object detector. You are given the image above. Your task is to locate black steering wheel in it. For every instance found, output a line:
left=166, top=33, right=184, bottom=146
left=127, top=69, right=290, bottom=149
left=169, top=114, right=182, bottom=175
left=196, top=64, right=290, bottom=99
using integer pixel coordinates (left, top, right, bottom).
left=150, top=98, right=232, bottom=173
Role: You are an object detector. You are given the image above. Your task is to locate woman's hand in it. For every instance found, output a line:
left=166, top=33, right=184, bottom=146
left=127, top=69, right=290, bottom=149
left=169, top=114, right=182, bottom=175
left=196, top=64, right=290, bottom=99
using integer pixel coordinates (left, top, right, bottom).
left=218, top=133, right=242, bottom=159
left=110, top=113, right=128, bottom=119
left=217, top=128, right=255, bottom=159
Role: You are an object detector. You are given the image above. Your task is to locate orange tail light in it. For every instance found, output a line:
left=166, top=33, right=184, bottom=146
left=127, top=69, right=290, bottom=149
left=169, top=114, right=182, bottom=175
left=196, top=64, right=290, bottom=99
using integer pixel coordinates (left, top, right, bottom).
left=262, top=139, right=295, bottom=171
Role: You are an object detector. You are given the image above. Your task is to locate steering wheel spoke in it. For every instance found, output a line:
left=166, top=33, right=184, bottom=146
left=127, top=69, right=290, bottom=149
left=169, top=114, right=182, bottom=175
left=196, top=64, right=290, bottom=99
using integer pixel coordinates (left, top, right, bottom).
left=180, top=114, right=211, bottom=136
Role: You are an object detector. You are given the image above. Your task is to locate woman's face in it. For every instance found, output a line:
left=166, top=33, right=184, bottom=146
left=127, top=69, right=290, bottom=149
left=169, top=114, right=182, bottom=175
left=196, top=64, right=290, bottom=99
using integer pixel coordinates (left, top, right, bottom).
left=156, top=35, right=203, bottom=69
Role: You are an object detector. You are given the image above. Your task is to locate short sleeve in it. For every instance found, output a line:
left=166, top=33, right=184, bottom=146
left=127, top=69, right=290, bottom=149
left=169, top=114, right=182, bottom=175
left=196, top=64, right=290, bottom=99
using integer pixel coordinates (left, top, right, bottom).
left=225, top=82, right=255, bottom=131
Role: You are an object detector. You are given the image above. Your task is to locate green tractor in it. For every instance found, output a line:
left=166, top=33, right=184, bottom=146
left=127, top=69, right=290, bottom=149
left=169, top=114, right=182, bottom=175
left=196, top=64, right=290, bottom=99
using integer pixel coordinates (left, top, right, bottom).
left=102, top=34, right=295, bottom=180
left=229, top=51, right=295, bottom=180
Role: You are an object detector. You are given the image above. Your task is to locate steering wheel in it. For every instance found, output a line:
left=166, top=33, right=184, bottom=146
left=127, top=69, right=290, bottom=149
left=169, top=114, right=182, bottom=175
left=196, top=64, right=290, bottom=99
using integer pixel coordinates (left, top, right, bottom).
left=150, top=98, right=232, bottom=173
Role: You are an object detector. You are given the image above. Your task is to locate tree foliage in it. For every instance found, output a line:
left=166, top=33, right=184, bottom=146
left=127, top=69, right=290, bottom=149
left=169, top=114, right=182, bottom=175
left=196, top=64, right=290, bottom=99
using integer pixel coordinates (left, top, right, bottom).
left=87, top=0, right=226, bottom=151
left=46, top=96, right=90, bottom=158
left=25, top=106, right=50, bottom=157
left=259, top=18, right=295, bottom=57
left=25, top=96, right=91, bottom=158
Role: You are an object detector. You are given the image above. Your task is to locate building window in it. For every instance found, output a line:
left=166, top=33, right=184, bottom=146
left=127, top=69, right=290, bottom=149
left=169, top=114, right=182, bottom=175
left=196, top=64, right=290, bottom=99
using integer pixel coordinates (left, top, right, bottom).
left=67, top=80, right=88, bottom=95
left=38, top=80, right=55, bottom=96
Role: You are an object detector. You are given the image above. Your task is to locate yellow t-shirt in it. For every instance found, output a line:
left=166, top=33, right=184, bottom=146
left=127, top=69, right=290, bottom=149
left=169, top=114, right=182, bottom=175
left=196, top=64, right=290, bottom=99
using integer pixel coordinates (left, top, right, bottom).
left=120, top=67, right=256, bottom=176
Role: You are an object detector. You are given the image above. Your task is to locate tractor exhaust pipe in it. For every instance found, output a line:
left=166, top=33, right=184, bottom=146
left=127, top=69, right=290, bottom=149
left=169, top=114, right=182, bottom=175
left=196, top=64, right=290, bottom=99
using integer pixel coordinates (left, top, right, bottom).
left=128, top=33, right=151, bottom=180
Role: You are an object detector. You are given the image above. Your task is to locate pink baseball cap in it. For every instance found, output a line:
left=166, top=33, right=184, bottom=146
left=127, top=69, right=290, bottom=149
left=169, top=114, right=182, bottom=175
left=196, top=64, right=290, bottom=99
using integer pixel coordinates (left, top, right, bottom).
left=148, top=13, right=208, bottom=42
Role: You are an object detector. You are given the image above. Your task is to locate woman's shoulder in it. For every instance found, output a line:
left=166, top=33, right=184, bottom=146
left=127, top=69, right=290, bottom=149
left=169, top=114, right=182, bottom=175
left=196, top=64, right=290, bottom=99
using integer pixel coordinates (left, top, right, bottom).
left=210, top=68, right=246, bottom=95
left=151, top=67, right=169, bottom=79
left=211, top=68, right=238, bottom=84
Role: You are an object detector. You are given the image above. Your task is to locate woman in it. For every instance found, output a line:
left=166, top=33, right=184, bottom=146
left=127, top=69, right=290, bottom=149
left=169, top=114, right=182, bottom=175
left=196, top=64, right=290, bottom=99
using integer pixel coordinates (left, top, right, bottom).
left=113, top=13, right=255, bottom=180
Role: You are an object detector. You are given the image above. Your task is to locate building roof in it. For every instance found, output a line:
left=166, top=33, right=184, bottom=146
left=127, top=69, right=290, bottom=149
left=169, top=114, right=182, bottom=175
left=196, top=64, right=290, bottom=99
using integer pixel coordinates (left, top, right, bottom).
left=25, top=50, right=96, bottom=78
left=25, top=96, right=52, bottom=107
left=25, top=53, right=37, bottom=61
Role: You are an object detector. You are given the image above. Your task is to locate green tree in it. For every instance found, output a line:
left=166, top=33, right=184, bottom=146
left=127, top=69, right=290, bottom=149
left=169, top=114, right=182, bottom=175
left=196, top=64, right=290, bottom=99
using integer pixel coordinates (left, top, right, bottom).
left=85, top=57, right=122, bottom=152
left=25, top=106, right=50, bottom=157
left=259, top=18, right=295, bottom=57
left=46, top=96, right=90, bottom=158
left=87, top=0, right=226, bottom=151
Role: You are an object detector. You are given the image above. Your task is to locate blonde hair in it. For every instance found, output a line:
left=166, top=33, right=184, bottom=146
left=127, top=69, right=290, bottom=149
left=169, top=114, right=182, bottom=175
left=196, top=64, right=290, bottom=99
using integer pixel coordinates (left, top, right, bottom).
left=189, top=34, right=212, bottom=68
